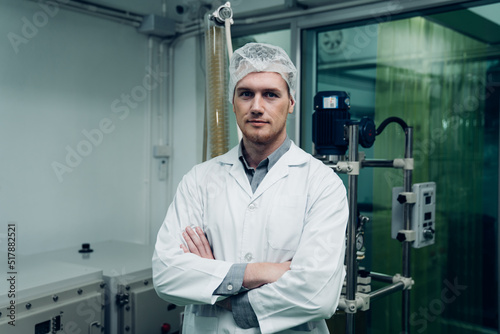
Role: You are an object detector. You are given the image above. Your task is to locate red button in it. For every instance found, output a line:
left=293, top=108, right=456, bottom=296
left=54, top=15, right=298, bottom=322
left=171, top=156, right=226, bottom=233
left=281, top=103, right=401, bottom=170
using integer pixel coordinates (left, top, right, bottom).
left=161, top=323, right=171, bottom=333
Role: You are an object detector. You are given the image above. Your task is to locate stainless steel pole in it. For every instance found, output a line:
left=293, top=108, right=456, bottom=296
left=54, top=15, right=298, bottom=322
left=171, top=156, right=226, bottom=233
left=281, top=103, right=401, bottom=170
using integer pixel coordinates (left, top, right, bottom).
left=369, top=272, right=395, bottom=283
left=346, top=123, right=359, bottom=334
left=402, top=127, right=413, bottom=334
left=369, top=281, right=405, bottom=302
left=361, top=159, right=395, bottom=168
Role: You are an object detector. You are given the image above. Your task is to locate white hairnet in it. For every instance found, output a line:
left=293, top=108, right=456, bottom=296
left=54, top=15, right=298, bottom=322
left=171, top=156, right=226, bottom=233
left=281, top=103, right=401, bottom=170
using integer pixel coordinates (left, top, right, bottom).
left=228, top=43, right=297, bottom=104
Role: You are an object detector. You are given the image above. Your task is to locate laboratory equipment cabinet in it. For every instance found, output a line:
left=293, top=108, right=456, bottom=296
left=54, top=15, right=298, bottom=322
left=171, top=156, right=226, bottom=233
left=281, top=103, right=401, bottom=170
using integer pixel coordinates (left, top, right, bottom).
left=0, top=254, right=105, bottom=334
left=39, top=240, right=183, bottom=334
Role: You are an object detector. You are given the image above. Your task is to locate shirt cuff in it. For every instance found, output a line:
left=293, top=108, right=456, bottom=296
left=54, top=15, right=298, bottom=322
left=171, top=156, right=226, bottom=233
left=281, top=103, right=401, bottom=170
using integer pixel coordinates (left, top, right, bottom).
left=232, top=292, right=259, bottom=329
left=213, top=263, right=247, bottom=295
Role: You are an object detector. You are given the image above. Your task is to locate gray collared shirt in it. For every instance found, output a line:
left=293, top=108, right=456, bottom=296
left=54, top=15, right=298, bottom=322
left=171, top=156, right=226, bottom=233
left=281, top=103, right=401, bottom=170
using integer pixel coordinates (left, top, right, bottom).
left=238, top=136, right=292, bottom=193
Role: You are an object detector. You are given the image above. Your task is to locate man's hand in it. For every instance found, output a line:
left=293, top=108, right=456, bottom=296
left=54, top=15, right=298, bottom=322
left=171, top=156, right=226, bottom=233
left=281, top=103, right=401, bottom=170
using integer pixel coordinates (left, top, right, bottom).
left=180, top=226, right=215, bottom=259
left=243, top=261, right=291, bottom=289
left=181, top=226, right=291, bottom=290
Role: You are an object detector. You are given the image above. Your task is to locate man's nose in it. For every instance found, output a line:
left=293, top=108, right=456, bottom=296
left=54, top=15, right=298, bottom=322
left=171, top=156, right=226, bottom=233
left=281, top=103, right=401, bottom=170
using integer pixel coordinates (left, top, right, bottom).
left=250, top=95, right=264, bottom=114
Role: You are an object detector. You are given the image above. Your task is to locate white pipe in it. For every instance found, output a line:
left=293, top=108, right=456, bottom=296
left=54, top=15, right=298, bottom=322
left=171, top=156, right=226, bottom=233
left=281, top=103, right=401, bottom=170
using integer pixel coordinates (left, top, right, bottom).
left=159, top=34, right=188, bottom=215
left=158, top=42, right=165, bottom=146
left=224, top=17, right=242, bottom=142
left=225, top=18, right=233, bottom=59
left=144, top=37, right=154, bottom=245
left=234, top=0, right=386, bottom=25
left=32, top=0, right=143, bottom=26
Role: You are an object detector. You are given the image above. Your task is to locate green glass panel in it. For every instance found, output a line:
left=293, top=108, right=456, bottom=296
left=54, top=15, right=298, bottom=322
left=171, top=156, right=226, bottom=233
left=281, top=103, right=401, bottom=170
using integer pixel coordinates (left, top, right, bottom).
left=303, top=4, right=499, bottom=334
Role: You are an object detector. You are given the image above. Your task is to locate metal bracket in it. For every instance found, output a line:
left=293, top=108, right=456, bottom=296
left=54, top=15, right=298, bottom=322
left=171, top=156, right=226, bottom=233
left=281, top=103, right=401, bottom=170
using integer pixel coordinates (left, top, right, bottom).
left=333, top=161, right=360, bottom=175
left=393, top=158, right=414, bottom=170
left=210, top=1, right=233, bottom=25
left=358, top=151, right=366, bottom=163
left=396, top=229, right=416, bottom=242
left=393, top=274, right=415, bottom=290
left=356, top=293, right=370, bottom=311
left=344, top=299, right=358, bottom=314
left=338, top=293, right=371, bottom=313
left=397, top=192, right=416, bottom=204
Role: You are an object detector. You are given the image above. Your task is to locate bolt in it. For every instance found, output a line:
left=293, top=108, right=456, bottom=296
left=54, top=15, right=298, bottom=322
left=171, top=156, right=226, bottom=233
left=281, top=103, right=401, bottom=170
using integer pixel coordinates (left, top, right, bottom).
left=53, top=295, right=59, bottom=302
left=125, top=286, right=130, bottom=291
left=143, top=280, right=149, bottom=285
left=125, top=325, right=130, bottom=331
left=126, top=306, right=130, bottom=311
left=77, top=289, right=83, bottom=295
left=100, top=282, right=106, bottom=289
left=349, top=305, right=356, bottom=311
left=26, top=303, right=32, bottom=310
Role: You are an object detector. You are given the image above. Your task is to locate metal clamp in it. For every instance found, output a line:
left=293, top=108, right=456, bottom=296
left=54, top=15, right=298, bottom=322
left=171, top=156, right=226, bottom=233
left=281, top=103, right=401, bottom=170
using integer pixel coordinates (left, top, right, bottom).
left=397, top=192, right=416, bottom=204
left=396, top=229, right=416, bottom=242
left=393, top=274, right=415, bottom=290
left=333, top=161, right=360, bottom=175
left=210, top=2, right=233, bottom=25
left=356, top=293, right=370, bottom=311
left=338, top=293, right=371, bottom=313
left=344, top=299, right=358, bottom=314
left=393, top=158, right=414, bottom=170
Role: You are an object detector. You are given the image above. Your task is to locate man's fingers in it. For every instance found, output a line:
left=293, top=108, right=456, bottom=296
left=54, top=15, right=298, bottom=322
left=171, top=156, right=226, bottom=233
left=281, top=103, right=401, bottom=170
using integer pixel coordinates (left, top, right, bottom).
left=183, top=229, right=201, bottom=256
left=195, top=226, right=214, bottom=257
left=182, top=226, right=215, bottom=259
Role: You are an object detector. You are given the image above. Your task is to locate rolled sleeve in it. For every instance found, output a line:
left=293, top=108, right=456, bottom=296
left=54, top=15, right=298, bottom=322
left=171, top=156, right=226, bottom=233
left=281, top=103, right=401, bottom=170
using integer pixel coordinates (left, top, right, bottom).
left=232, top=292, right=259, bottom=329
left=213, top=263, right=248, bottom=295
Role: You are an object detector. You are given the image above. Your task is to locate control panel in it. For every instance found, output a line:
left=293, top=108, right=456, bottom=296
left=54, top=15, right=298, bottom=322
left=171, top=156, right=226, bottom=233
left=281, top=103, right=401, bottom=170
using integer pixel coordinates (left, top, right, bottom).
left=392, top=182, right=436, bottom=248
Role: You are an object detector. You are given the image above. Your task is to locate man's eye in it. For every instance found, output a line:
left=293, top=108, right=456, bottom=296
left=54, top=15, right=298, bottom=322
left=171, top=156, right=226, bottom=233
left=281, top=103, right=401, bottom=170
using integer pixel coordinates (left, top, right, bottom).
left=240, top=91, right=252, bottom=97
left=265, top=92, right=278, bottom=98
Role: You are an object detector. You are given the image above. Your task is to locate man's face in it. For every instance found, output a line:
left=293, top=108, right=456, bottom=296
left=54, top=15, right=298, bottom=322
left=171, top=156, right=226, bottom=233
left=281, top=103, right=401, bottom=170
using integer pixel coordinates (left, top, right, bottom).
left=233, top=72, right=295, bottom=146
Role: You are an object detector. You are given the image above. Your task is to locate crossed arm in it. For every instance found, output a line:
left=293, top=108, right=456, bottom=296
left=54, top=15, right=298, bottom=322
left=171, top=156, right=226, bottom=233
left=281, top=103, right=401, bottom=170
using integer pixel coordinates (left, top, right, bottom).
left=180, top=225, right=291, bottom=290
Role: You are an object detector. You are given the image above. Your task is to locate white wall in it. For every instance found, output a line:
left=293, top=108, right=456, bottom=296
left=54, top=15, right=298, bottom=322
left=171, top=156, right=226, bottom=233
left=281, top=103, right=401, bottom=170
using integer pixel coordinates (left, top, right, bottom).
left=0, top=0, right=171, bottom=254
left=170, top=36, right=205, bottom=190
left=147, top=35, right=206, bottom=243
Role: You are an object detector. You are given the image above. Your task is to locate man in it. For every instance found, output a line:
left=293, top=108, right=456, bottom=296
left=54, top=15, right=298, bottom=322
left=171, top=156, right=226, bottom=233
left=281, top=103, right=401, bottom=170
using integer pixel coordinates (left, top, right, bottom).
left=153, top=43, right=348, bottom=333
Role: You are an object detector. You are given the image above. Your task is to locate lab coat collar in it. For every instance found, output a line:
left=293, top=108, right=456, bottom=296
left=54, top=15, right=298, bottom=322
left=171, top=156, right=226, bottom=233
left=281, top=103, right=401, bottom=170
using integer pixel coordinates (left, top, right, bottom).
left=217, top=141, right=309, bottom=199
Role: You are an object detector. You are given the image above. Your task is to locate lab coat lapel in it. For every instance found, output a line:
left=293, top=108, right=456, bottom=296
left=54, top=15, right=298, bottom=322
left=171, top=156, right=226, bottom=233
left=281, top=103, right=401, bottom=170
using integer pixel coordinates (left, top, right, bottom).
left=252, top=161, right=288, bottom=200
left=252, top=143, right=307, bottom=201
left=229, top=162, right=253, bottom=197
left=218, top=146, right=253, bottom=197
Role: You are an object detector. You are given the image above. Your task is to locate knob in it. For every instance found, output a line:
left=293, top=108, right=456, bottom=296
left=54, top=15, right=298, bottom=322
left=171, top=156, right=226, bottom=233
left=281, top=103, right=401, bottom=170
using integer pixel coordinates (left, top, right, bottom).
left=423, top=228, right=434, bottom=240
left=79, top=243, right=93, bottom=253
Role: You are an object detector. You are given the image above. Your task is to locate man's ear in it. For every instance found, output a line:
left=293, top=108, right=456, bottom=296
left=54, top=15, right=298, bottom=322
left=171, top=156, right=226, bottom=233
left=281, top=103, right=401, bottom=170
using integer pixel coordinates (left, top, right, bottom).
left=288, top=97, right=295, bottom=114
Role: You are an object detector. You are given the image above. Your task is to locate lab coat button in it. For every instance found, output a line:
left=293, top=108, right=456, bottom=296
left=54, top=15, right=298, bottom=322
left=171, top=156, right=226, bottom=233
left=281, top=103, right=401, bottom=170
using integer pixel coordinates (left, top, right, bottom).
left=248, top=204, right=256, bottom=210
left=245, top=253, right=253, bottom=262
left=227, top=284, right=233, bottom=291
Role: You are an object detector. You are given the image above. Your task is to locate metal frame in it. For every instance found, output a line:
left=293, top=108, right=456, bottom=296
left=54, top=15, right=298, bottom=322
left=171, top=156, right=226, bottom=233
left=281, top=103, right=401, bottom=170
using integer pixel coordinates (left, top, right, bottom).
left=336, top=123, right=414, bottom=333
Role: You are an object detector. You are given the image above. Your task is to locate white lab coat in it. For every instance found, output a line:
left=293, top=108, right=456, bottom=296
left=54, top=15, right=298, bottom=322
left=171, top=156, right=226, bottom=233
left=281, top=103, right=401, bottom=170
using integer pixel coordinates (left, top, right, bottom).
left=153, top=142, right=348, bottom=334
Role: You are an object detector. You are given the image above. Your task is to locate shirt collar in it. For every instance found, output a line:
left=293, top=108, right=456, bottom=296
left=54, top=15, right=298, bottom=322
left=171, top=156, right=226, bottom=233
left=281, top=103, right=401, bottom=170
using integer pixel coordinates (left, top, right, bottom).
left=238, top=136, right=292, bottom=171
